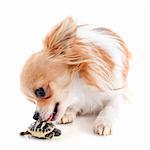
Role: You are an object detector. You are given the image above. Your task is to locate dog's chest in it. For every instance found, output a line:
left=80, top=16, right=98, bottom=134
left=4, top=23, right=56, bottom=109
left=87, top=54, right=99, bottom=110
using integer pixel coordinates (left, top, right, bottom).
left=68, top=76, right=109, bottom=112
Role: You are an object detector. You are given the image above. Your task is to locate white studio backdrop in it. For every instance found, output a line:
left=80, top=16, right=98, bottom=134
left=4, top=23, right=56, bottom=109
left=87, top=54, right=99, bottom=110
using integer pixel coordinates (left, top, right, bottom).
left=0, top=0, right=149, bottom=150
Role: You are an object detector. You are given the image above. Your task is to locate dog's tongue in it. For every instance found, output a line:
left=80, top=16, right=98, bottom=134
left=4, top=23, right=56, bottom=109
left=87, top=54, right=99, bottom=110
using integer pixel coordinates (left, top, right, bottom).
left=48, top=114, right=53, bottom=121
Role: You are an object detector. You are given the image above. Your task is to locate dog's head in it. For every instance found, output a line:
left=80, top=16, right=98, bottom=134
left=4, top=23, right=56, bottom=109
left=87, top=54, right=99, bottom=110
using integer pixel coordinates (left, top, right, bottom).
left=21, top=17, right=91, bottom=120
left=20, top=17, right=86, bottom=122
left=20, top=50, right=70, bottom=121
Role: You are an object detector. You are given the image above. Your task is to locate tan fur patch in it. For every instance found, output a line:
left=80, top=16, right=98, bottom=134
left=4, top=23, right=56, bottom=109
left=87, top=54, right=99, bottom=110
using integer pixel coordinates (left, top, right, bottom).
left=43, top=17, right=77, bottom=57
left=79, top=63, right=101, bottom=90
left=36, top=98, right=52, bottom=107
left=64, top=42, right=115, bottom=90
left=93, top=27, right=131, bottom=78
left=94, top=46, right=115, bottom=71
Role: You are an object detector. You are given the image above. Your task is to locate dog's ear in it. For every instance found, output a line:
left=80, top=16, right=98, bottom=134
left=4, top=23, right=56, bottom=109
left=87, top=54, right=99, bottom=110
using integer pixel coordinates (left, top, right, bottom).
left=43, top=17, right=77, bottom=56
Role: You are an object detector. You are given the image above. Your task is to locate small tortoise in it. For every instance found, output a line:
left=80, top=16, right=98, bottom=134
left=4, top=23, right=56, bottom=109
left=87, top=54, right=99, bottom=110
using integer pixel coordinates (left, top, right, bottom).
left=20, top=120, right=61, bottom=139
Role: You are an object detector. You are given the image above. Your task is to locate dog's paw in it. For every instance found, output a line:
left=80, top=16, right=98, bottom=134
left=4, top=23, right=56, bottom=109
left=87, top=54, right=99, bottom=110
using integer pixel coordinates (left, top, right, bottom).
left=93, top=122, right=112, bottom=136
left=60, top=113, right=75, bottom=124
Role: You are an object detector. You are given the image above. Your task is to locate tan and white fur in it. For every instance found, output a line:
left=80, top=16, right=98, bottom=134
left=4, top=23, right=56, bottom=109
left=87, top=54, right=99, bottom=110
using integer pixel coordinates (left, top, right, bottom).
left=20, top=17, right=130, bottom=136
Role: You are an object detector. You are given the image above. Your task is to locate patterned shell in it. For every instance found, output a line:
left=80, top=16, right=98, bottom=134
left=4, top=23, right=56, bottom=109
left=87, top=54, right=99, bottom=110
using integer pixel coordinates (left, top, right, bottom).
left=27, top=121, right=55, bottom=138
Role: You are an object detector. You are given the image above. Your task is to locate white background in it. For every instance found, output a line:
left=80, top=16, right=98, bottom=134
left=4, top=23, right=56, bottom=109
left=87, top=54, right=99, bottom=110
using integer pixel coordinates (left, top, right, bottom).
left=0, top=0, right=149, bottom=149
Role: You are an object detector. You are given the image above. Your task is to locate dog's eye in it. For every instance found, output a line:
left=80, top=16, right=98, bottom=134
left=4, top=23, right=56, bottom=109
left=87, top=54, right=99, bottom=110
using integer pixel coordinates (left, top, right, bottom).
left=34, top=87, right=45, bottom=98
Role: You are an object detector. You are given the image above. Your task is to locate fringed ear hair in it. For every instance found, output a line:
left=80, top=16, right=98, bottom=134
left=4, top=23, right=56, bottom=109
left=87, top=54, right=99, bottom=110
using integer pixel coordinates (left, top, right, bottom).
left=43, top=17, right=77, bottom=57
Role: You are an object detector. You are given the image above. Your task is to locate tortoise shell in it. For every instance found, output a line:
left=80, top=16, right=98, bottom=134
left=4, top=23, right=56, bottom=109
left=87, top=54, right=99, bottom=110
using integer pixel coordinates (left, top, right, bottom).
left=20, top=121, right=61, bottom=139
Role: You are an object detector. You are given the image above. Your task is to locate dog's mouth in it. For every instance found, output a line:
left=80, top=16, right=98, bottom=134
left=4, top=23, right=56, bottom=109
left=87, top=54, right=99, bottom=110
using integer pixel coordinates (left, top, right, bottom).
left=47, top=102, right=59, bottom=121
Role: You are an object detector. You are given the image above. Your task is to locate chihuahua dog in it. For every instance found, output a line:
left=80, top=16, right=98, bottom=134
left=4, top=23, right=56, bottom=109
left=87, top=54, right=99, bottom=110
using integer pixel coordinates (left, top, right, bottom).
left=20, top=17, right=130, bottom=136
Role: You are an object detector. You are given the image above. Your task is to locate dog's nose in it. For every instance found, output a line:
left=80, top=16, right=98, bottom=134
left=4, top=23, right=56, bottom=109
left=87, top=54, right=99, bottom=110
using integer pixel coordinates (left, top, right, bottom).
left=33, top=112, right=40, bottom=120
left=34, top=87, right=45, bottom=98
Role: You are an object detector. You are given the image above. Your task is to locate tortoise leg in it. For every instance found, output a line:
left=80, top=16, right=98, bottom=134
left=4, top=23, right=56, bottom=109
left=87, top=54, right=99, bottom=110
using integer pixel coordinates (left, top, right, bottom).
left=45, top=132, right=54, bottom=139
left=20, top=131, right=31, bottom=136
left=53, top=128, right=61, bottom=136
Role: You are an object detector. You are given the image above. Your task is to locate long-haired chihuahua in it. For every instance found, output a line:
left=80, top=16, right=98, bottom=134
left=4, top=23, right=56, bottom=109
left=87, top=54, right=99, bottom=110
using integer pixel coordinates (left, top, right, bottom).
left=20, top=17, right=130, bottom=136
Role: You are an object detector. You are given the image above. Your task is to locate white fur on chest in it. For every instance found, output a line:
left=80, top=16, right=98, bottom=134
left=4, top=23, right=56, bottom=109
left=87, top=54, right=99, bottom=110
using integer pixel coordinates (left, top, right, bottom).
left=66, top=74, right=124, bottom=114
left=67, top=75, right=109, bottom=113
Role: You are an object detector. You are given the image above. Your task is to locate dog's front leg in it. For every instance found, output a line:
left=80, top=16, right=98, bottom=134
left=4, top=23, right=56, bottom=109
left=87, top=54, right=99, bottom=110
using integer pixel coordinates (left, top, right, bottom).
left=60, top=104, right=79, bottom=124
left=93, top=94, right=122, bottom=136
